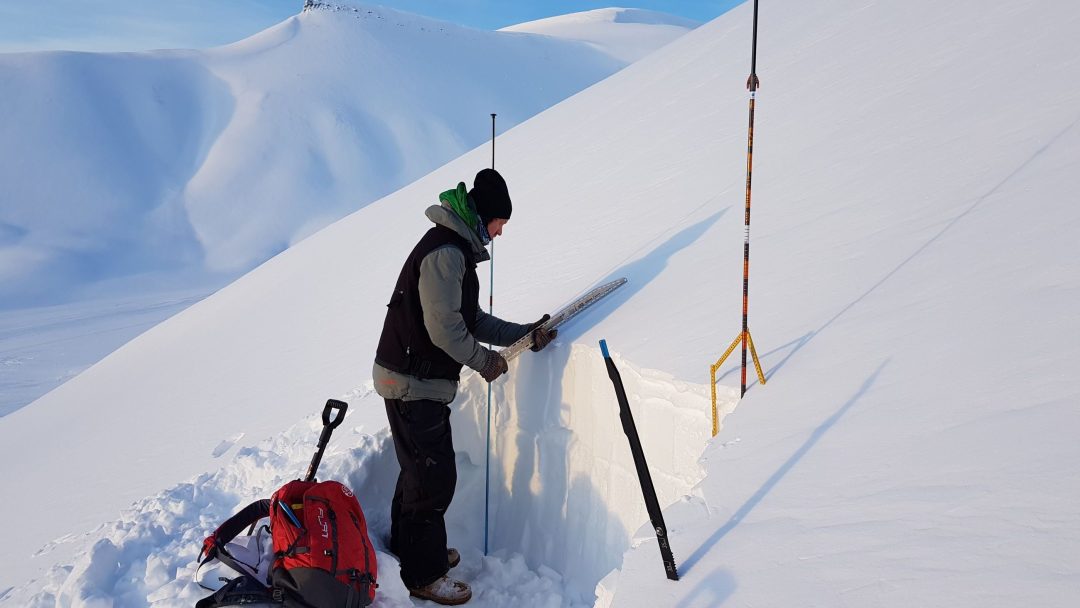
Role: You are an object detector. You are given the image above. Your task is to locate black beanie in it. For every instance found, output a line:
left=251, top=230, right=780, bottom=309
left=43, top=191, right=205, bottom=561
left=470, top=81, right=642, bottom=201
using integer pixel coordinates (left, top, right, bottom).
left=469, top=168, right=512, bottom=220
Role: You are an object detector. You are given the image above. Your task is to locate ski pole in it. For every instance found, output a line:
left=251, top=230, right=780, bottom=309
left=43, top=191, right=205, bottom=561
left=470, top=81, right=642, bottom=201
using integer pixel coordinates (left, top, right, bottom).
left=600, top=340, right=679, bottom=581
left=305, top=399, right=348, bottom=482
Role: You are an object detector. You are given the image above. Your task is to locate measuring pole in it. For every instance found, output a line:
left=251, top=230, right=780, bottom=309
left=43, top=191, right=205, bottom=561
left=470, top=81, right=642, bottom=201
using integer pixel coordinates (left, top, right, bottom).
left=740, top=0, right=761, bottom=398
left=484, top=112, right=496, bottom=556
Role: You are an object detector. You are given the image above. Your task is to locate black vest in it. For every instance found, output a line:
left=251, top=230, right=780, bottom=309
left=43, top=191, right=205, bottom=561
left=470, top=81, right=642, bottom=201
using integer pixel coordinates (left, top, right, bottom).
left=375, top=226, right=480, bottom=381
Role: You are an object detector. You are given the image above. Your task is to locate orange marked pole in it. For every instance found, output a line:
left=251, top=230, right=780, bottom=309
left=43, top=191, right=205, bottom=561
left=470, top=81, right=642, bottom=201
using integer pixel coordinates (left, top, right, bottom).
left=740, top=0, right=761, bottom=398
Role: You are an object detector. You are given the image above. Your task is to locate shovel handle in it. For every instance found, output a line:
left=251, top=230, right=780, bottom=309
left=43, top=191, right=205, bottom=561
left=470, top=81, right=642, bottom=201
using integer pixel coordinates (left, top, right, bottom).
left=323, top=399, right=348, bottom=429
left=305, top=399, right=349, bottom=482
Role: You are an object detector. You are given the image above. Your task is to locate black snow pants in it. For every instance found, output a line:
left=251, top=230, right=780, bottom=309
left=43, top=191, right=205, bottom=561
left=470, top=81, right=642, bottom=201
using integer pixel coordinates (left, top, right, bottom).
left=384, top=398, right=457, bottom=589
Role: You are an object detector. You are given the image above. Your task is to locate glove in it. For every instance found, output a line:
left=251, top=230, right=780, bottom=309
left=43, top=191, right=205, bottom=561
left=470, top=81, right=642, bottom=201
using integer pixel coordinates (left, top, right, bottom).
left=478, top=350, right=508, bottom=382
left=528, top=314, right=558, bottom=352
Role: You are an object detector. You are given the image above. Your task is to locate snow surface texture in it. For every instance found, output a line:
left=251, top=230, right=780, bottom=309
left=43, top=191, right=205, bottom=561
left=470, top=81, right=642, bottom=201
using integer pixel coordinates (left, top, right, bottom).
left=0, top=3, right=695, bottom=415
left=3, top=0, right=1080, bottom=605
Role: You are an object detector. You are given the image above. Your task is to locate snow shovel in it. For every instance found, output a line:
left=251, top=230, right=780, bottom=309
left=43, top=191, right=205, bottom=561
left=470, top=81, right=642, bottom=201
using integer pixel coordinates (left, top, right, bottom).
left=304, top=399, right=348, bottom=482
left=600, top=339, right=679, bottom=581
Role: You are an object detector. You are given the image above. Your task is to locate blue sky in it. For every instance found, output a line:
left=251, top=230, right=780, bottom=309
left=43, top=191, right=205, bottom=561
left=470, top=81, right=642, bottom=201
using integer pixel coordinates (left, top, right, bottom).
left=0, top=1, right=742, bottom=53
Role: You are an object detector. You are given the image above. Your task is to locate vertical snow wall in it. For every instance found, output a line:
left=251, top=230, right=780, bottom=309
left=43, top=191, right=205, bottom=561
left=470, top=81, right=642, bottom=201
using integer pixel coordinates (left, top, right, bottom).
left=447, top=344, right=731, bottom=601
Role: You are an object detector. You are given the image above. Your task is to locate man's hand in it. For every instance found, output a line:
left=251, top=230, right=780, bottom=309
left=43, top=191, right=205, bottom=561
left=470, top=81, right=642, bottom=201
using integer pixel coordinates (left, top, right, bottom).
left=479, top=350, right=508, bottom=382
left=529, top=314, right=558, bottom=352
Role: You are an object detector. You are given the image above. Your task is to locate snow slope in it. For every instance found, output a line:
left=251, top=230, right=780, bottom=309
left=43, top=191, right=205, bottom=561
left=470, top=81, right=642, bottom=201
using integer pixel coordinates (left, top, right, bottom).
left=0, top=287, right=213, bottom=417
left=0, top=2, right=693, bottom=415
left=501, top=8, right=699, bottom=63
left=3, top=0, right=1080, bottom=605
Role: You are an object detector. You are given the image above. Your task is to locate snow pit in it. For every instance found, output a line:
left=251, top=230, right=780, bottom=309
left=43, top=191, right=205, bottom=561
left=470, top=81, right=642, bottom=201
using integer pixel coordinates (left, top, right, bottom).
left=4, top=346, right=736, bottom=606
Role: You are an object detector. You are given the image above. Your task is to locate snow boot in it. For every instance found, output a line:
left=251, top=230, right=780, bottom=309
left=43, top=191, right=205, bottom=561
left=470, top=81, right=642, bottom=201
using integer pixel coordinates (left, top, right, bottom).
left=409, top=576, right=472, bottom=606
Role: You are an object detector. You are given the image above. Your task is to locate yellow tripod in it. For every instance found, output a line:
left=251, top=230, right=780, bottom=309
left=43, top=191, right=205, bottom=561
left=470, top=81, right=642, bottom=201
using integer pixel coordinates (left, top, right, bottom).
left=710, top=330, right=766, bottom=436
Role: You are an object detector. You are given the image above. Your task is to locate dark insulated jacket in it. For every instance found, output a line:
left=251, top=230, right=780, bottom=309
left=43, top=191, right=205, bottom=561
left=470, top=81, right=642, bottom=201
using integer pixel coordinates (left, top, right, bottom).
left=375, top=226, right=480, bottom=381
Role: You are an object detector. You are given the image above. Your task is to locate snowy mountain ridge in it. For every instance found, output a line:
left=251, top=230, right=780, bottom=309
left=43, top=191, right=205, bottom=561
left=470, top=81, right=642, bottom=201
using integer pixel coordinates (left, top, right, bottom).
left=501, top=7, right=700, bottom=63
left=507, top=7, right=700, bottom=28
left=0, top=2, right=626, bottom=309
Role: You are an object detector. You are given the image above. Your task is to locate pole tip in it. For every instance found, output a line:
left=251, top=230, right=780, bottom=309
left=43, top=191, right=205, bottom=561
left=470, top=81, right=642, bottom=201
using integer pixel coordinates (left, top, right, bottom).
left=599, top=339, right=610, bottom=358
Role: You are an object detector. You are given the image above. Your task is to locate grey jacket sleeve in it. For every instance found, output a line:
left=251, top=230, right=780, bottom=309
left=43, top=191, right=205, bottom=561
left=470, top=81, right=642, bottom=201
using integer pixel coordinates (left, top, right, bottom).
left=418, top=246, right=491, bottom=371
left=473, top=309, right=532, bottom=347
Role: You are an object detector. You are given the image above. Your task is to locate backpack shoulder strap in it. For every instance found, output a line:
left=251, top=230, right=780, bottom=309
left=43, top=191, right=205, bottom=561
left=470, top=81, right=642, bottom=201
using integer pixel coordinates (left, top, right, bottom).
left=196, top=499, right=272, bottom=589
left=212, top=499, right=272, bottom=546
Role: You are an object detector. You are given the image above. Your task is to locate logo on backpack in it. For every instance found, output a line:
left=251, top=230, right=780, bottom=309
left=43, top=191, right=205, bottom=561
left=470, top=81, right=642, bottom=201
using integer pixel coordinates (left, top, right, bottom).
left=318, top=506, right=330, bottom=539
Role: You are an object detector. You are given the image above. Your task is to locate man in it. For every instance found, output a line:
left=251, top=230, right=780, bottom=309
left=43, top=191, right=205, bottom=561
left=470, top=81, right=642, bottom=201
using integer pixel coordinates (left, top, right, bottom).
left=373, top=168, right=556, bottom=605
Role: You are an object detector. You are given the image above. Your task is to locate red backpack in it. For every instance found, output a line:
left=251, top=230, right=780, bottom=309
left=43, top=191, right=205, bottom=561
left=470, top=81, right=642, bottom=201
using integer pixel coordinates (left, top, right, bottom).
left=268, top=479, right=377, bottom=606
left=197, top=400, right=377, bottom=608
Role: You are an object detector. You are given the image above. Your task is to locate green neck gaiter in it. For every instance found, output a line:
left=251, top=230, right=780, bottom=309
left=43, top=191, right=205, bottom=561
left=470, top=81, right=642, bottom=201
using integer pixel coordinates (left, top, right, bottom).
left=439, top=182, right=478, bottom=230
